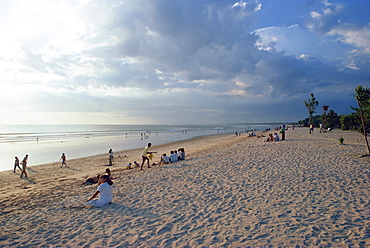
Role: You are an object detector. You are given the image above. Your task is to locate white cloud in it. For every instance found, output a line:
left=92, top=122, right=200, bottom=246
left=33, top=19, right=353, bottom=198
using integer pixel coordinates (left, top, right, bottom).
left=330, top=25, right=370, bottom=54
left=0, top=0, right=367, bottom=124
left=253, top=24, right=351, bottom=62
left=307, top=0, right=344, bottom=34
left=232, top=0, right=261, bottom=12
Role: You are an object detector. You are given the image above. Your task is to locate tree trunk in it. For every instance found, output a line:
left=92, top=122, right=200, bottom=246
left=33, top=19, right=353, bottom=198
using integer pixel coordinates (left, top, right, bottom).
left=357, top=100, right=370, bottom=153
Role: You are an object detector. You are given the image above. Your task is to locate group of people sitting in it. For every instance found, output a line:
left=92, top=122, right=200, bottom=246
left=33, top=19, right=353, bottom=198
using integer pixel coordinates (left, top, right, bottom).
left=159, top=148, right=185, bottom=165
left=125, top=161, right=140, bottom=169
left=247, top=132, right=257, bottom=137
left=80, top=148, right=186, bottom=208
left=265, top=133, right=280, bottom=142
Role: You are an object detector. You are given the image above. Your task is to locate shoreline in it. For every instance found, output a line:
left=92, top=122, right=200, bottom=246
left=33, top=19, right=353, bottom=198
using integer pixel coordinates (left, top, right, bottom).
left=0, top=132, right=241, bottom=201
left=0, top=129, right=238, bottom=172
left=1, top=128, right=369, bottom=247
left=2, top=132, right=235, bottom=171
left=0, top=123, right=282, bottom=172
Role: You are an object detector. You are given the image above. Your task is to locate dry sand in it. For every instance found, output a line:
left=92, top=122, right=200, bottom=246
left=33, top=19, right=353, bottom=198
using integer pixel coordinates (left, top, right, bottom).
left=0, top=127, right=369, bottom=247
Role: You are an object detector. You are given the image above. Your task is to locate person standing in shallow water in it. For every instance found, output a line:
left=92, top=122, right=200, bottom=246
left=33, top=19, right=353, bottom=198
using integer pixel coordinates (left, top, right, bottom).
left=141, top=143, right=152, bottom=170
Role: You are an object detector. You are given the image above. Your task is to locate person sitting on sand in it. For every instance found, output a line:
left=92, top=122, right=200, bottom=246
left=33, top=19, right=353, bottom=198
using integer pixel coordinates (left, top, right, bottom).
left=273, top=133, right=280, bottom=141
left=85, top=175, right=113, bottom=207
left=169, top=150, right=178, bottom=163
left=176, top=150, right=182, bottom=160
left=134, top=161, right=140, bottom=167
left=13, top=156, right=22, bottom=173
left=248, top=132, right=256, bottom=137
left=159, top=153, right=170, bottom=165
left=82, top=175, right=101, bottom=185
left=105, top=168, right=112, bottom=179
left=178, top=148, right=185, bottom=160
left=126, top=163, right=132, bottom=169
left=265, top=133, right=274, bottom=142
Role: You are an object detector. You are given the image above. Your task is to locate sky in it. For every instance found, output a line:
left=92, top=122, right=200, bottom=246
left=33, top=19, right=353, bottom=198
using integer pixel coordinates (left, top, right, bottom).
left=0, top=0, right=369, bottom=125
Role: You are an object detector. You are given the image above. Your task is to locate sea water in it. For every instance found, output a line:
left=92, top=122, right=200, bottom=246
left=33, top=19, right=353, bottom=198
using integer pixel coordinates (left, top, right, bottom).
left=0, top=124, right=281, bottom=171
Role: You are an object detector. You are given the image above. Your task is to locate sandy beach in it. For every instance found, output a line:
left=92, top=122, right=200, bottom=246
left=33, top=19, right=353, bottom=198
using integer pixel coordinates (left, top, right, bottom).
left=0, top=127, right=369, bottom=247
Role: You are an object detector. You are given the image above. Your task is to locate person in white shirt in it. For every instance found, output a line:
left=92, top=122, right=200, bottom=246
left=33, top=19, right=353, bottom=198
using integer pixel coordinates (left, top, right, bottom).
left=178, top=148, right=185, bottom=160
left=85, top=175, right=113, bottom=207
left=159, top=153, right=170, bottom=165
left=108, top=149, right=114, bottom=166
left=169, top=151, right=178, bottom=163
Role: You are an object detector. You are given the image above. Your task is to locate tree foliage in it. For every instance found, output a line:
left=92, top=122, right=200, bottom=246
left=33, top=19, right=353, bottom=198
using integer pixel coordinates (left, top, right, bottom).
left=340, top=113, right=360, bottom=130
left=325, top=110, right=341, bottom=128
left=353, top=86, right=370, bottom=130
left=295, top=87, right=370, bottom=143
left=304, top=93, right=319, bottom=125
left=354, top=85, right=370, bottom=153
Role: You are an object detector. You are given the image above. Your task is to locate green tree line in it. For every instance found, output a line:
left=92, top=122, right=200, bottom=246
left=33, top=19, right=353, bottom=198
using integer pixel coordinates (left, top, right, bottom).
left=298, top=86, right=370, bottom=132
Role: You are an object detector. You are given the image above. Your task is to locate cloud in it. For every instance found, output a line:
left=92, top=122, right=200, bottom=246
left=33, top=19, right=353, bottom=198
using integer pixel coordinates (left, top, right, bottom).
left=307, top=0, right=345, bottom=35
left=306, top=0, right=370, bottom=54
left=254, top=0, right=370, bottom=73
left=0, top=0, right=368, bottom=124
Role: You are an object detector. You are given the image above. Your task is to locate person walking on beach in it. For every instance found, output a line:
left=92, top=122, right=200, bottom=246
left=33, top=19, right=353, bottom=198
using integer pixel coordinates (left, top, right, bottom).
left=108, top=149, right=114, bottom=166
left=13, top=156, right=22, bottom=173
left=85, top=175, right=113, bottom=207
left=60, top=153, right=67, bottom=168
left=20, top=154, right=28, bottom=178
left=309, top=123, right=314, bottom=134
left=141, top=143, right=152, bottom=170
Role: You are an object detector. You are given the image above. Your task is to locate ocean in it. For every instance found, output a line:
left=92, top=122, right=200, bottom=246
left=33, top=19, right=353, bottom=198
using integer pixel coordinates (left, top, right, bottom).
left=0, top=123, right=281, bottom=172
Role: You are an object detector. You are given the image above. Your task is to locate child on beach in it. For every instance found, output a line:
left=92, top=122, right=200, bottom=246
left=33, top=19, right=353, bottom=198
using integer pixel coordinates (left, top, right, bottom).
left=13, top=157, right=22, bottom=173
left=134, top=161, right=140, bottom=167
left=85, top=175, right=113, bottom=207
left=126, top=163, right=132, bottom=169
left=60, top=153, right=67, bottom=167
